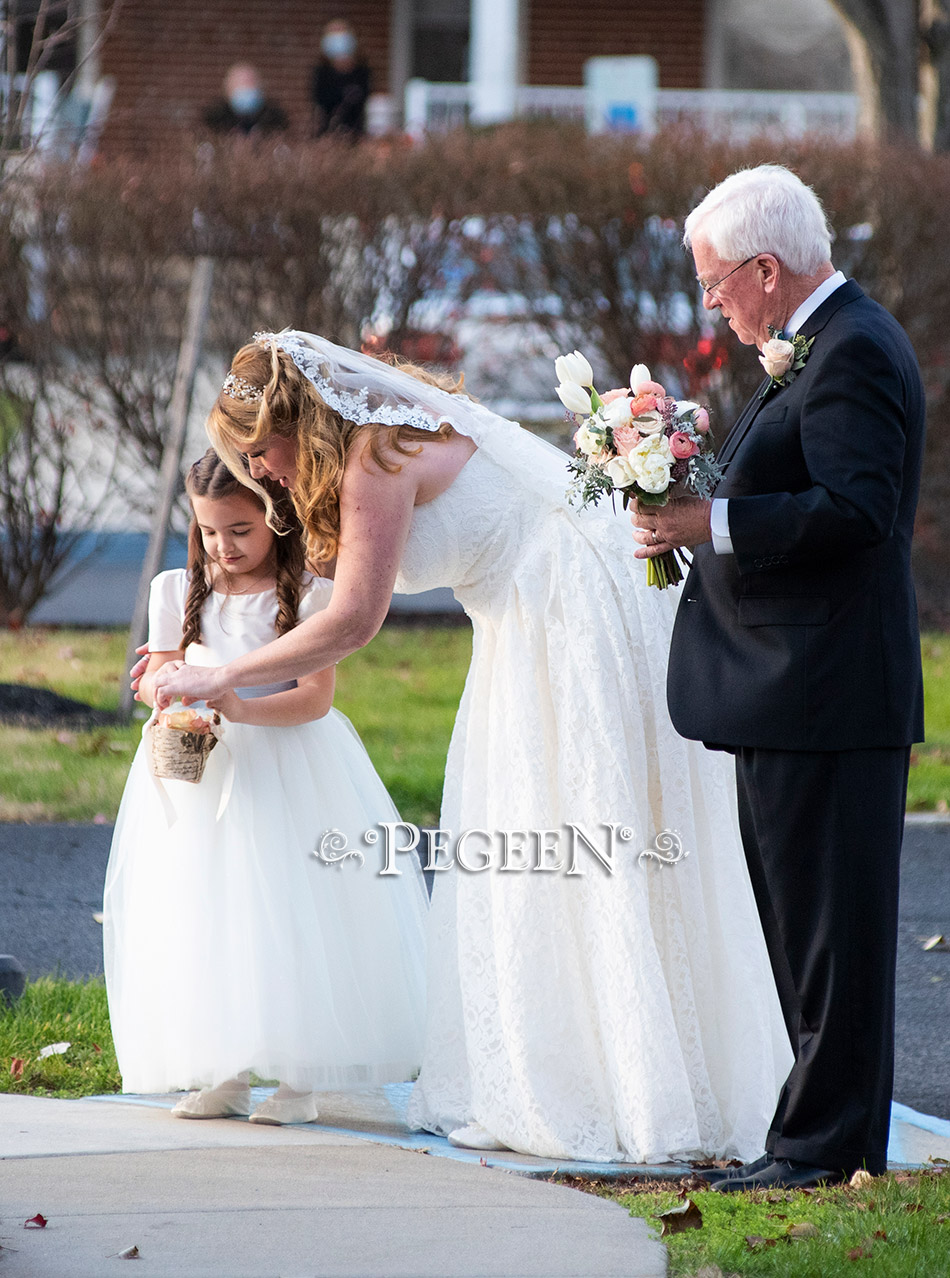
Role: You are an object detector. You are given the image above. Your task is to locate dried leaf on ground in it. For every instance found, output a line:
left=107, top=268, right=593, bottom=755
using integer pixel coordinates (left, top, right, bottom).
left=848, top=1240, right=874, bottom=1259
left=656, top=1198, right=703, bottom=1236
left=850, top=1169, right=875, bottom=1188
left=745, top=1235, right=779, bottom=1251
left=10, top=1057, right=24, bottom=1079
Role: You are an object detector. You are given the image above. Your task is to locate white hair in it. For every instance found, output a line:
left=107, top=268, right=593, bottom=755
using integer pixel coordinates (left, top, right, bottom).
left=684, top=164, right=833, bottom=276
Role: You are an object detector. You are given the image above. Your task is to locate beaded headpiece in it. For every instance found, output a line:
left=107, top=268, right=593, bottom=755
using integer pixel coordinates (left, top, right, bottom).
left=222, top=371, right=264, bottom=404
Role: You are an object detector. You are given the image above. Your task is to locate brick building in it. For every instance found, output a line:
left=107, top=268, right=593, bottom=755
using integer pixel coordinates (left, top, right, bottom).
left=94, top=0, right=706, bottom=155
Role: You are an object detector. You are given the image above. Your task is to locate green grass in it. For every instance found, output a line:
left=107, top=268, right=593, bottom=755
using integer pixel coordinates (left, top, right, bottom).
left=0, top=622, right=471, bottom=825
left=0, top=625, right=948, bottom=820
left=911, top=633, right=950, bottom=813
left=580, top=1172, right=950, bottom=1277
left=0, top=976, right=120, bottom=1098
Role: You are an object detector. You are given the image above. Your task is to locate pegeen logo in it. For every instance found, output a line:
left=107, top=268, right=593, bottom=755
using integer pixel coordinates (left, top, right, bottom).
left=313, top=823, right=689, bottom=875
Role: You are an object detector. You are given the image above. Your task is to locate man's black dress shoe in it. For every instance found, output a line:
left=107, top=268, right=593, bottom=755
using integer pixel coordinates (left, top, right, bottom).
left=693, top=1154, right=773, bottom=1185
left=712, top=1157, right=845, bottom=1193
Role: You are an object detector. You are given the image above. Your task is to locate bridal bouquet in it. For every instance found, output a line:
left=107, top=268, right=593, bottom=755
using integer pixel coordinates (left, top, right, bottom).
left=555, top=351, right=723, bottom=589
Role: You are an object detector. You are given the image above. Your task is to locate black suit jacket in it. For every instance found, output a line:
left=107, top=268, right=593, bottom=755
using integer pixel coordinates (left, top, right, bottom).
left=667, top=279, right=926, bottom=751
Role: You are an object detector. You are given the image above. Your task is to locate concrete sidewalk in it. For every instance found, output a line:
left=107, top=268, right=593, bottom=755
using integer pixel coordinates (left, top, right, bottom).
left=0, top=1093, right=665, bottom=1278
left=4, top=1089, right=950, bottom=1278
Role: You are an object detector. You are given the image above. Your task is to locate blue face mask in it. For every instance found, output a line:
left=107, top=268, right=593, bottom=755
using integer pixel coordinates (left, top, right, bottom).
left=229, top=87, right=264, bottom=115
left=321, top=32, right=357, bottom=60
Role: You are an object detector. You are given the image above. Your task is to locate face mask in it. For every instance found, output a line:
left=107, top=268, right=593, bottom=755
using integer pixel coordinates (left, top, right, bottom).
left=321, top=32, right=356, bottom=59
left=229, top=87, right=264, bottom=115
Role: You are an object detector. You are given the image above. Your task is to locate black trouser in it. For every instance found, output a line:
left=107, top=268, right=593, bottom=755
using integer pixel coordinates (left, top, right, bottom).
left=735, top=744, right=910, bottom=1175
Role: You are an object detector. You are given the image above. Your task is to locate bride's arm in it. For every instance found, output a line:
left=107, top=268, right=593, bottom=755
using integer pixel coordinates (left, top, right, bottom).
left=153, top=446, right=418, bottom=708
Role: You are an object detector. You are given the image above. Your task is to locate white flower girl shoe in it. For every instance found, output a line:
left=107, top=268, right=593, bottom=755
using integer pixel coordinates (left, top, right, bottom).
left=171, top=1079, right=251, bottom=1119
left=249, top=1090, right=320, bottom=1126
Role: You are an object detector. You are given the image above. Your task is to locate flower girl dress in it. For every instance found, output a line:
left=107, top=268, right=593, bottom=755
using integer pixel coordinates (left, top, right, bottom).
left=103, top=569, right=428, bottom=1096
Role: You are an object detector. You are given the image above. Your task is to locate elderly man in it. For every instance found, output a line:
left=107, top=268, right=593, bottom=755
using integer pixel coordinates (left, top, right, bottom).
left=633, top=164, right=925, bottom=1190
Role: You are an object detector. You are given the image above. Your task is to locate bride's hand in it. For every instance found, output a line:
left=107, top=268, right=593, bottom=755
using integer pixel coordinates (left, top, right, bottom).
left=153, top=662, right=229, bottom=710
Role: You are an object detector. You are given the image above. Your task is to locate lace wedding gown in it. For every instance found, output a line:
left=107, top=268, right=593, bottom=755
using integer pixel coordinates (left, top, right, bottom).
left=400, top=445, right=792, bottom=1163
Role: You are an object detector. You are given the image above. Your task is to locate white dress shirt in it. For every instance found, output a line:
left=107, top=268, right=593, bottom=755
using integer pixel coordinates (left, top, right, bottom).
left=710, top=270, right=847, bottom=555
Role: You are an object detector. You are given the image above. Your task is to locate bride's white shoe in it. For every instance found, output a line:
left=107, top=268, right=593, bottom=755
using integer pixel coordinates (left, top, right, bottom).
left=171, top=1083, right=251, bottom=1119
left=447, top=1122, right=511, bottom=1152
left=248, top=1092, right=320, bottom=1126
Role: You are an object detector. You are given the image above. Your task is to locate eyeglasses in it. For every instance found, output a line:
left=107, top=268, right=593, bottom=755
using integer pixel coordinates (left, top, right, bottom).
left=697, top=256, right=756, bottom=298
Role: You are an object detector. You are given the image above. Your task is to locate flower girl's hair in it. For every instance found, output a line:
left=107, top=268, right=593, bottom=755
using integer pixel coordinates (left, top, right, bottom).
left=207, top=340, right=464, bottom=567
left=181, top=449, right=306, bottom=648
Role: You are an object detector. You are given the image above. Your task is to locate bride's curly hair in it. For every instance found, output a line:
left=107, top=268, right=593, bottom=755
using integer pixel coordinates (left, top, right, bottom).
left=207, top=338, right=464, bottom=566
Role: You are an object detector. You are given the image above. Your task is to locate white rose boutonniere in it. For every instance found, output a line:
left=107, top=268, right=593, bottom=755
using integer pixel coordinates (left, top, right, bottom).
left=759, top=325, right=814, bottom=398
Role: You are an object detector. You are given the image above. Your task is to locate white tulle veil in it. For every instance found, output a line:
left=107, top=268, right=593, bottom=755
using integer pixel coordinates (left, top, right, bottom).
left=253, top=330, right=610, bottom=527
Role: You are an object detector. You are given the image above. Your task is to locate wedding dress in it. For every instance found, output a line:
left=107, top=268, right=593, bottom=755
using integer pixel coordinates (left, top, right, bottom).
left=399, top=445, right=792, bottom=1163
left=224, top=331, right=791, bottom=1164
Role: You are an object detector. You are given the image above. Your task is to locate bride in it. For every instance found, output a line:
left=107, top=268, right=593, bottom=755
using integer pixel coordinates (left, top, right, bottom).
left=145, top=330, right=792, bottom=1163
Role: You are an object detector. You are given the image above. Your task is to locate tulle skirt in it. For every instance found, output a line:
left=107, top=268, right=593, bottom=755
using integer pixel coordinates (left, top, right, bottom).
left=103, top=709, right=428, bottom=1094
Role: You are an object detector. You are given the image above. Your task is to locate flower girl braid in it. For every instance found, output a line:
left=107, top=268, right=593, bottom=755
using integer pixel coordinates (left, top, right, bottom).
left=181, top=450, right=306, bottom=648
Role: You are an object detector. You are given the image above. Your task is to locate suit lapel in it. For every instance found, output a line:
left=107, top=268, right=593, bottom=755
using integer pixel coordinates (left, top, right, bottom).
left=716, top=376, right=771, bottom=469
left=714, top=279, right=865, bottom=472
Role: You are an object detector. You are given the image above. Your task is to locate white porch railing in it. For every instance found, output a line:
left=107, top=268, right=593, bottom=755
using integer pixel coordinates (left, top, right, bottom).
left=405, top=80, right=860, bottom=141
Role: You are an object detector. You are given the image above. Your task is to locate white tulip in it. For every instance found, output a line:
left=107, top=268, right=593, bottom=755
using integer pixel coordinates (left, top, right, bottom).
left=556, top=381, right=593, bottom=415
left=555, top=351, right=594, bottom=388
left=629, top=363, right=652, bottom=393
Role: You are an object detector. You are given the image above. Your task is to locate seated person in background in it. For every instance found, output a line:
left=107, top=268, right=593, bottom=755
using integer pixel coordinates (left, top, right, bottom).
left=204, top=63, right=289, bottom=136
left=312, top=20, right=370, bottom=138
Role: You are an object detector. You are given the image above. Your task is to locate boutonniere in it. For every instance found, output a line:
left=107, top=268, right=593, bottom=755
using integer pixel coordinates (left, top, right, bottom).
left=758, top=325, right=814, bottom=398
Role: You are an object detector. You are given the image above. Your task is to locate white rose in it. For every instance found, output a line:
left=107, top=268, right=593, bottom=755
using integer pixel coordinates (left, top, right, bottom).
left=629, top=362, right=652, bottom=394
left=556, top=381, right=593, bottom=415
left=632, top=432, right=673, bottom=462
left=605, top=455, right=637, bottom=488
left=674, top=400, right=701, bottom=418
left=632, top=452, right=672, bottom=494
left=601, top=396, right=633, bottom=429
left=758, top=337, right=795, bottom=380
left=555, top=350, right=594, bottom=388
left=631, top=409, right=664, bottom=435
left=575, top=422, right=607, bottom=458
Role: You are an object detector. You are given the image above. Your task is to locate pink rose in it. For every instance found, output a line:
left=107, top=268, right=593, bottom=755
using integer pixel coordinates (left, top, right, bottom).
left=601, top=388, right=631, bottom=404
left=693, top=407, right=710, bottom=434
left=629, top=392, right=658, bottom=416
left=635, top=379, right=667, bottom=398
left=612, top=424, right=641, bottom=456
left=669, top=431, right=699, bottom=460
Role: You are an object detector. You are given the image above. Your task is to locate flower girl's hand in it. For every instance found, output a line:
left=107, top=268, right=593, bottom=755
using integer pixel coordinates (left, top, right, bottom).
left=129, top=645, right=150, bottom=699
left=205, top=689, right=245, bottom=723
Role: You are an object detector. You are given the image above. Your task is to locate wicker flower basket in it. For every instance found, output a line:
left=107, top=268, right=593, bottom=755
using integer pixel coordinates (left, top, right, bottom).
left=148, top=712, right=220, bottom=783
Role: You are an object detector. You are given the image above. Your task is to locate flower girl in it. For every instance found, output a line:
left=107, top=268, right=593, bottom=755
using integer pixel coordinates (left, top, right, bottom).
left=103, top=449, right=428, bottom=1124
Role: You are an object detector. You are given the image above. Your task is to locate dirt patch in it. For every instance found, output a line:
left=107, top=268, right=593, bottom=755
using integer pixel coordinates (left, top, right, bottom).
left=0, top=683, right=118, bottom=729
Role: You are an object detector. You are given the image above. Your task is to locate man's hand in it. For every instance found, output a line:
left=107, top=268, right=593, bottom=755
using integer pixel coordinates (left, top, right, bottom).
left=631, top=496, right=712, bottom=559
